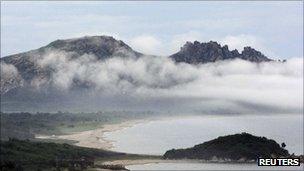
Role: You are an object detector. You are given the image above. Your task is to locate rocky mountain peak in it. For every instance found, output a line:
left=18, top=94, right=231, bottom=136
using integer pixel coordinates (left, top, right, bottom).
left=1, top=36, right=274, bottom=96
left=171, top=41, right=242, bottom=64
left=44, top=35, right=142, bottom=59
left=0, top=36, right=143, bottom=94
left=170, top=41, right=272, bottom=64
left=181, top=41, right=222, bottom=51
left=240, top=46, right=271, bottom=62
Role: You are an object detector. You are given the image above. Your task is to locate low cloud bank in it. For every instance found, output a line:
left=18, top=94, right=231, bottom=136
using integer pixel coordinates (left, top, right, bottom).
left=35, top=51, right=303, bottom=113
left=38, top=50, right=197, bottom=91
left=1, top=50, right=303, bottom=113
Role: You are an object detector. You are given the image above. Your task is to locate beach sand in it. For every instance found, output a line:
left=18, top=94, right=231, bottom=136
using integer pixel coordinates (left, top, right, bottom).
left=101, top=159, right=164, bottom=166
left=35, top=118, right=174, bottom=167
left=35, top=116, right=185, bottom=150
left=100, top=159, right=206, bottom=167
left=35, top=119, right=147, bottom=150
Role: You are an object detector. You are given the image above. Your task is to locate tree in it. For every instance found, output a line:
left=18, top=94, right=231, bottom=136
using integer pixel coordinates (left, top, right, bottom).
left=281, top=142, right=286, bottom=148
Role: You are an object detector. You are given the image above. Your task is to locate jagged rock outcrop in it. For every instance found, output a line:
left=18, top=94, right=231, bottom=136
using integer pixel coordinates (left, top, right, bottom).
left=240, top=46, right=271, bottom=62
left=170, top=41, right=272, bottom=64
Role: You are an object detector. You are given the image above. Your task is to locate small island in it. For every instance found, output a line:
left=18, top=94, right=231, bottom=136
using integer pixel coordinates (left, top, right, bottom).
left=163, top=133, right=290, bottom=162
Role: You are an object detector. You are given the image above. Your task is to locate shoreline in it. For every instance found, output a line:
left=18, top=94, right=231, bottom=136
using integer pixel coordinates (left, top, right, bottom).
left=35, top=119, right=150, bottom=150
left=35, top=115, right=180, bottom=150
left=35, top=115, right=304, bottom=167
left=34, top=114, right=277, bottom=150
left=100, top=159, right=259, bottom=167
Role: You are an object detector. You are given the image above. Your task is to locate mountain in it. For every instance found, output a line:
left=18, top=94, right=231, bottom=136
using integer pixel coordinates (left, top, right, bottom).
left=0, top=36, right=277, bottom=112
left=0, top=36, right=142, bottom=94
left=163, top=133, right=289, bottom=162
left=44, top=36, right=142, bottom=59
left=170, top=41, right=272, bottom=64
left=0, top=36, right=274, bottom=95
left=1, top=35, right=142, bottom=80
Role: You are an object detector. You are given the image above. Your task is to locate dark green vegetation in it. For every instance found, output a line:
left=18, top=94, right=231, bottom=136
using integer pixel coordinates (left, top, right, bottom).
left=163, top=133, right=289, bottom=161
left=94, top=164, right=129, bottom=170
left=0, top=139, right=158, bottom=171
left=0, top=111, right=155, bottom=141
left=0, top=112, right=162, bottom=170
left=0, top=138, right=121, bottom=170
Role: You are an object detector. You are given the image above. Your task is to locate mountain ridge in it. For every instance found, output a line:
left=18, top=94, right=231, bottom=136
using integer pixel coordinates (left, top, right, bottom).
left=2, top=35, right=142, bottom=60
left=1, top=35, right=274, bottom=96
left=0, top=36, right=143, bottom=94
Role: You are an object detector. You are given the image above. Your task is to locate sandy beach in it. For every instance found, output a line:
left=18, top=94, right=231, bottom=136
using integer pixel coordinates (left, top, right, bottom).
left=100, top=159, right=214, bottom=166
left=101, top=159, right=166, bottom=166
left=35, top=116, right=200, bottom=151
left=35, top=119, right=148, bottom=150
left=35, top=118, right=171, bottom=167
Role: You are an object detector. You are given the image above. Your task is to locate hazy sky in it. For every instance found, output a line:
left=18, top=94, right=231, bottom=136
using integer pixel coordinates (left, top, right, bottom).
left=1, top=1, right=303, bottom=58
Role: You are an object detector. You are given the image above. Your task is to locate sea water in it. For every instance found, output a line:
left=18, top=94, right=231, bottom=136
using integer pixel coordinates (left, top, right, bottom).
left=104, top=114, right=303, bottom=155
left=126, top=162, right=303, bottom=170
left=103, top=114, right=303, bottom=170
